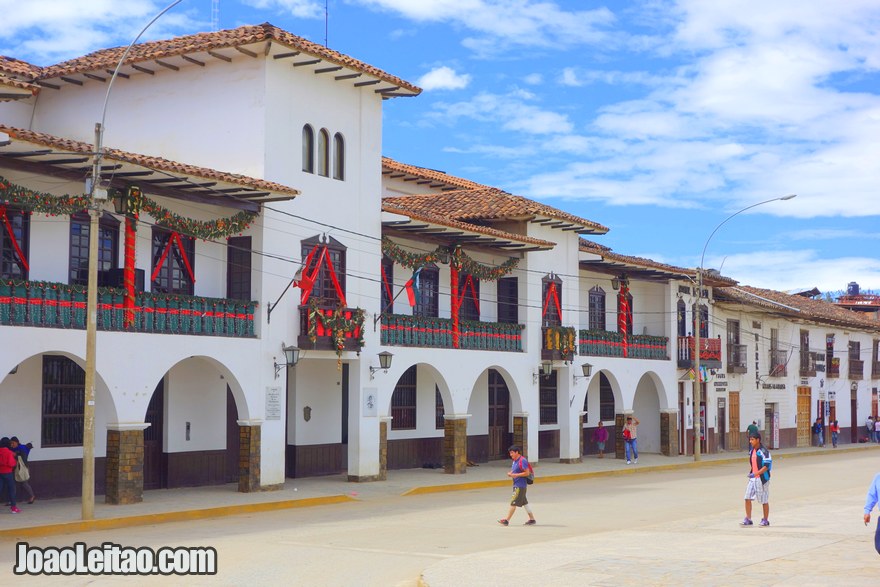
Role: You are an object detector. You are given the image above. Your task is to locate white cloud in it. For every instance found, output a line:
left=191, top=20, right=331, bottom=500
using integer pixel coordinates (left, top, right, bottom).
left=354, top=0, right=617, bottom=53
left=417, top=66, right=471, bottom=91
left=430, top=91, right=573, bottom=135
left=243, top=0, right=324, bottom=19
left=523, top=73, right=543, bottom=85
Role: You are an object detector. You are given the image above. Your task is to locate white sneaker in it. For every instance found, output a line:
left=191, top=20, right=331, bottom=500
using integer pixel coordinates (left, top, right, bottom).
left=626, top=460, right=631, bottom=465
left=634, top=458, right=638, bottom=464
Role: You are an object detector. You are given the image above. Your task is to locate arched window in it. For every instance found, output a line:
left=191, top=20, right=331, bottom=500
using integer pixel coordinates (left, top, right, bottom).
left=333, top=132, right=345, bottom=180
left=391, top=365, right=417, bottom=430
left=599, top=372, right=615, bottom=421
left=589, top=286, right=605, bottom=330
left=301, top=235, right=346, bottom=305
left=317, top=128, right=330, bottom=177
left=301, top=125, right=315, bottom=173
left=541, top=274, right=562, bottom=326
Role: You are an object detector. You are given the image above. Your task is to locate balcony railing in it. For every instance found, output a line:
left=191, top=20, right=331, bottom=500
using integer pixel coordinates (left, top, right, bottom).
left=578, top=329, right=668, bottom=360
left=677, top=336, right=721, bottom=368
left=542, top=325, right=577, bottom=361
left=380, top=313, right=523, bottom=352
left=0, top=279, right=256, bottom=337
left=769, top=349, right=788, bottom=377
left=727, top=343, right=748, bottom=373
left=799, top=352, right=817, bottom=377
left=849, top=358, right=864, bottom=380
left=299, top=304, right=365, bottom=353
left=828, top=357, right=840, bottom=378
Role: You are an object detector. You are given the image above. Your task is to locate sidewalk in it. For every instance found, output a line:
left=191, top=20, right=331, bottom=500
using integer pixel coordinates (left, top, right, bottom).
left=1, top=442, right=875, bottom=539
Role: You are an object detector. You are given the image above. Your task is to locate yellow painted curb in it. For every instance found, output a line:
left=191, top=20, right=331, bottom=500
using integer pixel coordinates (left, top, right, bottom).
left=0, top=494, right=355, bottom=540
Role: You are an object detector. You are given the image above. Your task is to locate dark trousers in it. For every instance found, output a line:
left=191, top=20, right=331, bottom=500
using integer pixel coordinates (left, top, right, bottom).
left=875, top=518, right=880, bottom=555
left=0, top=472, right=16, bottom=507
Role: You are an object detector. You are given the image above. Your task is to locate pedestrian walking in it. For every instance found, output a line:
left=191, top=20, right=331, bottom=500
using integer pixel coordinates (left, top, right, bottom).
left=742, top=433, right=771, bottom=527
left=867, top=416, right=874, bottom=443
left=9, top=437, right=35, bottom=504
left=746, top=420, right=758, bottom=449
left=0, top=437, right=20, bottom=514
left=863, top=472, right=880, bottom=554
left=592, top=422, right=608, bottom=458
left=812, top=417, right=825, bottom=447
left=497, top=445, right=536, bottom=526
left=623, top=415, right=639, bottom=465
left=874, top=419, right=880, bottom=444
left=829, top=420, right=840, bottom=448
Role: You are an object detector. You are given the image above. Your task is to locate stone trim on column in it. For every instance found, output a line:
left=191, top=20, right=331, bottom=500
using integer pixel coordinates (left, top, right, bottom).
left=237, top=420, right=262, bottom=493
left=513, top=412, right=529, bottom=459
left=443, top=414, right=470, bottom=474
left=349, top=416, right=390, bottom=483
left=561, top=411, right=587, bottom=464
left=105, top=423, right=149, bottom=505
left=615, top=411, right=632, bottom=460
left=660, top=409, right=679, bottom=456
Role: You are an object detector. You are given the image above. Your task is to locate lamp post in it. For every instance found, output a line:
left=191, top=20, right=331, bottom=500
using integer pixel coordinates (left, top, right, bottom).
left=692, top=194, right=796, bottom=461
left=81, top=0, right=183, bottom=520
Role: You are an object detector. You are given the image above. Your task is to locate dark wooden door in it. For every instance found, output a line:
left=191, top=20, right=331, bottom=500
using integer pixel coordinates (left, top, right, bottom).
left=851, top=389, right=859, bottom=443
left=225, top=386, right=238, bottom=483
left=717, top=402, right=726, bottom=450
left=487, top=369, right=510, bottom=460
left=143, top=380, right=165, bottom=490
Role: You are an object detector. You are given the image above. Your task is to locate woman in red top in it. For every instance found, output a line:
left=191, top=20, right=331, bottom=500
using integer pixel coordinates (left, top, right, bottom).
left=0, top=437, right=20, bottom=513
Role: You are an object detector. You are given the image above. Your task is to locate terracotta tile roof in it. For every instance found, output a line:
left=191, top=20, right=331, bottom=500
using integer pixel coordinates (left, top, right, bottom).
left=382, top=157, right=489, bottom=191
left=578, top=238, right=738, bottom=284
left=716, top=284, right=880, bottom=332
left=0, top=125, right=299, bottom=197
left=382, top=201, right=555, bottom=249
left=383, top=188, right=609, bottom=234
left=37, top=23, right=420, bottom=95
left=0, top=56, right=42, bottom=79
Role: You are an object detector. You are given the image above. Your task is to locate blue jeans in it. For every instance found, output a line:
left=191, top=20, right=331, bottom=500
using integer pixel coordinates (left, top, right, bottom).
left=831, top=432, right=838, bottom=447
left=875, top=518, right=880, bottom=555
left=625, top=439, right=638, bottom=461
left=0, top=472, right=15, bottom=507
left=816, top=431, right=824, bottom=446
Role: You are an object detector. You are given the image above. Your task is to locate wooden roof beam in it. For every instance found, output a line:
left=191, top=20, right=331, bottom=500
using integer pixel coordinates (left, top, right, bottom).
left=60, top=76, right=83, bottom=86
left=335, top=72, right=362, bottom=81
left=105, top=69, right=129, bottom=79
left=83, top=73, right=107, bottom=83
left=293, top=59, right=321, bottom=67
left=181, top=55, right=205, bottom=67
left=155, top=60, right=179, bottom=71
left=273, top=51, right=301, bottom=60
left=131, top=64, right=155, bottom=76
left=315, top=66, right=343, bottom=74
left=235, top=46, right=258, bottom=58
left=207, top=50, right=232, bottom=63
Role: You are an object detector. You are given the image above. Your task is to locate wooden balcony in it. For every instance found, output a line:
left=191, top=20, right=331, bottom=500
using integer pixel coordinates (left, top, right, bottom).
left=0, top=279, right=256, bottom=337
left=769, top=349, right=788, bottom=377
left=849, top=358, right=864, bottom=381
left=380, top=313, right=524, bottom=352
left=578, top=329, right=668, bottom=360
left=677, top=336, right=721, bottom=369
left=298, top=304, right=365, bottom=353
left=542, top=326, right=577, bottom=361
left=727, top=343, right=748, bottom=374
left=799, top=352, right=817, bottom=377
left=827, top=357, right=840, bottom=378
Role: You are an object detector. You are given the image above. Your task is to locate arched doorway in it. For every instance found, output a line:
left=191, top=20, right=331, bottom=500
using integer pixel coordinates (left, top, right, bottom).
left=487, top=369, right=511, bottom=460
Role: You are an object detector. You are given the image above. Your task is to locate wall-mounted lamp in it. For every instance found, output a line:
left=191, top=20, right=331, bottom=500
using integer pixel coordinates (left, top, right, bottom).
left=369, top=351, right=394, bottom=380
left=274, top=343, right=300, bottom=379
left=611, top=275, right=629, bottom=290
left=533, top=361, right=553, bottom=384
left=572, top=362, right=593, bottom=384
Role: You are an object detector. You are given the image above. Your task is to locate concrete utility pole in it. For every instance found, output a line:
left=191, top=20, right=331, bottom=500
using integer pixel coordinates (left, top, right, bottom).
left=82, top=0, right=183, bottom=521
left=692, top=194, right=796, bottom=462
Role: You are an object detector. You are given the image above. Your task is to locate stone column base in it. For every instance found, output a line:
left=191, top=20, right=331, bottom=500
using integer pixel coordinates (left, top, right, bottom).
left=238, top=423, right=261, bottom=493
left=443, top=417, right=468, bottom=474
left=513, top=414, right=528, bottom=458
left=559, top=457, right=582, bottom=464
left=660, top=410, right=679, bottom=456
left=105, top=427, right=145, bottom=505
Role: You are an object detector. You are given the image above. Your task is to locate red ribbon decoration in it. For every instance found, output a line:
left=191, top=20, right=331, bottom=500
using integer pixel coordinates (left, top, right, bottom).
left=0, top=205, right=29, bottom=272
left=541, top=281, right=562, bottom=321
left=151, top=231, right=195, bottom=285
left=380, top=263, right=393, bottom=310
left=299, top=247, right=325, bottom=305
left=459, top=274, right=480, bottom=315
left=323, top=249, right=347, bottom=307
left=450, top=263, right=459, bottom=348
left=123, top=215, right=137, bottom=328
left=618, top=284, right=629, bottom=358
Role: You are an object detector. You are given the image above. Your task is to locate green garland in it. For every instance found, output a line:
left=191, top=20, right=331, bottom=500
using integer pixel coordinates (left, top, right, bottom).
left=0, top=176, right=91, bottom=215
left=381, top=237, right=445, bottom=270
left=450, top=246, right=518, bottom=281
left=381, top=237, right=519, bottom=281
left=307, top=298, right=366, bottom=362
left=0, top=176, right=256, bottom=240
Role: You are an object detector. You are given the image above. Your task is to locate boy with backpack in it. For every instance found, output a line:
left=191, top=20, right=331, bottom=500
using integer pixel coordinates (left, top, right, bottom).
left=742, top=433, right=772, bottom=527
left=498, top=445, right=536, bottom=526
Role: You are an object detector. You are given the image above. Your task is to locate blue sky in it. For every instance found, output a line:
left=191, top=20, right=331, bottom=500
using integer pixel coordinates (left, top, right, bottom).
left=3, top=0, right=880, bottom=294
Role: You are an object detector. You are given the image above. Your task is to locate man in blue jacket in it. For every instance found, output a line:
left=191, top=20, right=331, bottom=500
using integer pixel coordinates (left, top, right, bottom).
left=742, top=433, right=771, bottom=527
left=863, top=473, right=880, bottom=554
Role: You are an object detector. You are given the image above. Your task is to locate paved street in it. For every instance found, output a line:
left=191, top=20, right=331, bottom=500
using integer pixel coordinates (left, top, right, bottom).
left=1, top=448, right=879, bottom=585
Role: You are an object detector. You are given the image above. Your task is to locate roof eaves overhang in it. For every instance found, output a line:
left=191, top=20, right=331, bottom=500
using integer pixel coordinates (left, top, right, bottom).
left=0, top=127, right=298, bottom=212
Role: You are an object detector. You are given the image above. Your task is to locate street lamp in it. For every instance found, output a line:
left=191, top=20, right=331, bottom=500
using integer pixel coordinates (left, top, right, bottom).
left=692, top=194, right=796, bottom=461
